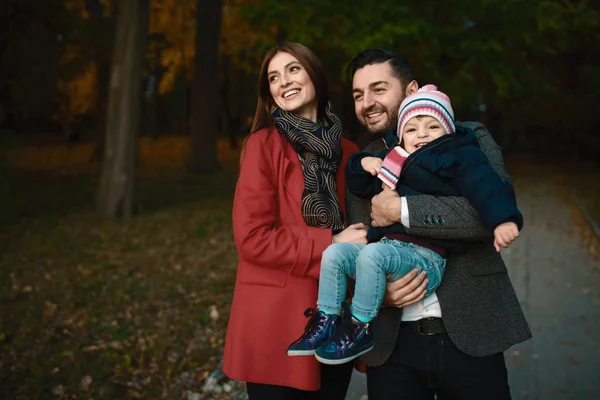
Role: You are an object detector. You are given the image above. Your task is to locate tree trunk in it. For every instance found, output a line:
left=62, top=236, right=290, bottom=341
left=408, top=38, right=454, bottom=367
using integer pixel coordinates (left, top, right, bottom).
left=89, top=0, right=116, bottom=163
left=220, top=51, right=237, bottom=149
left=187, top=0, right=223, bottom=173
left=96, top=0, right=149, bottom=218
left=89, top=60, right=110, bottom=162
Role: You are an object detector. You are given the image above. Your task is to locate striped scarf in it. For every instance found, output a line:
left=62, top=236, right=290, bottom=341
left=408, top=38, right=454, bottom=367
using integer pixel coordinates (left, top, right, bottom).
left=377, top=145, right=409, bottom=190
left=272, top=104, right=345, bottom=232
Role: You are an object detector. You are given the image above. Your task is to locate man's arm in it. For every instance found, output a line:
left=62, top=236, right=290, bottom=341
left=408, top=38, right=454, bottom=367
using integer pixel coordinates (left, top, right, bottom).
left=373, top=122, right=512, bottom=240
left=345, top=188, right=371, bottom=225
left=449, top=145, right=523, bottom=232
left=407, top=122, right=511, bottom=240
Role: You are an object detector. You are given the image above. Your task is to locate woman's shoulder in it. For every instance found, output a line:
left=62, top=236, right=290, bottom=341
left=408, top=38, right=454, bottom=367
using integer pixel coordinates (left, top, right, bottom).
left=241, top=128, right=288, bottom=166
left=246, top=127, right=288, bottom=149
left=247, top=127, right=273, bottom=142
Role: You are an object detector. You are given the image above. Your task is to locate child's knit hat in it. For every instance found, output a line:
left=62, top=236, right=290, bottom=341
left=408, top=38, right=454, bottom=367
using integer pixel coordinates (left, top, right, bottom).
left=397, top=84, right=455, bottom=143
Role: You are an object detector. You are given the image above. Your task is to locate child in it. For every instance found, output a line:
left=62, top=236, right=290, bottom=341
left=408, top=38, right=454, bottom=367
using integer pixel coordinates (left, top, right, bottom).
left=286, top=85, right=524, bottom=365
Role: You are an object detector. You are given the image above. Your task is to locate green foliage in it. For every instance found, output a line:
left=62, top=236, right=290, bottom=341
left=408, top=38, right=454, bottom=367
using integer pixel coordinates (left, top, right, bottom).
left=236, top=0, right=599, bottom=105
left=1, top=0, right=597, bottom=153
left=234, top=0, right=599, bottom=154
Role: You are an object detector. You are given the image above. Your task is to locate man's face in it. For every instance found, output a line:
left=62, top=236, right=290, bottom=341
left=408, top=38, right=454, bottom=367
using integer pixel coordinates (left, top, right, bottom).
left=352, top=62, right=406, bottom=137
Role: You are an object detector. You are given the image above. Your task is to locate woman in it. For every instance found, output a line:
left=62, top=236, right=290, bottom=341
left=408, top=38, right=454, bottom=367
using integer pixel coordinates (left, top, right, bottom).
left=222, top=42, right=367, bottom=399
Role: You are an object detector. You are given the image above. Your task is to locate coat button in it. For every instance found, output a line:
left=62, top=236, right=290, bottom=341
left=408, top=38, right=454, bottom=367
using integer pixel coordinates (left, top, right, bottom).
left=438, top=216, right=444, bottom=224
left=424, top=218, right=431, bottom=225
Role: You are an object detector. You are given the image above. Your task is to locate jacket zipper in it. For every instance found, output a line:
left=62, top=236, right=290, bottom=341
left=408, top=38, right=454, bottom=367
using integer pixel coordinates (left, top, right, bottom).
left=400, top=135, right=453, bottom=177
left=382, top=136, right=391, bottom=150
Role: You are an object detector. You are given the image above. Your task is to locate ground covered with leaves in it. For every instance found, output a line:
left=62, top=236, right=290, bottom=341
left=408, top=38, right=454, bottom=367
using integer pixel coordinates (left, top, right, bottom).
left=1, top=140, right=246, bottom=399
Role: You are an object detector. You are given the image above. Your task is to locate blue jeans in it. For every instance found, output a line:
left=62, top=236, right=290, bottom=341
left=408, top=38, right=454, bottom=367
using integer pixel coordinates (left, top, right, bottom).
left=317, top=238, right=446, bottom=320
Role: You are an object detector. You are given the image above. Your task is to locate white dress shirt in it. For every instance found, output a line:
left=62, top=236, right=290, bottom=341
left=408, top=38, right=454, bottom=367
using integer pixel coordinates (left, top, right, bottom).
left=399, top=197, right=443, bottom=320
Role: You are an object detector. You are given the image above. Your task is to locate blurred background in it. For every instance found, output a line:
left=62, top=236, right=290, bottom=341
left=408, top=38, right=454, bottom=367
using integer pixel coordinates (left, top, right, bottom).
left=0, top=1, right=598, bottom=399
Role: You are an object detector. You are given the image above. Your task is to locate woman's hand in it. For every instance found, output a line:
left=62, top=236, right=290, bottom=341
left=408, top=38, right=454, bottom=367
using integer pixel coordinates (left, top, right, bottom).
left=333, top=223, right=368, bottom=244
left=382, top=269, right=429, bottom=308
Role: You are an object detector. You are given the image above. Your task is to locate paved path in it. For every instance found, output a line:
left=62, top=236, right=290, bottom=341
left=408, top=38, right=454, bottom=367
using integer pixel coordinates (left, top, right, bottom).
left=345, top=176, right=600, bottom=399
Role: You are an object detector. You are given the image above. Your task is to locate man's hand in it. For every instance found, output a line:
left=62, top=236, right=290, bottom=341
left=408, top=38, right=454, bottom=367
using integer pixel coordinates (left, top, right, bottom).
left=371, top=185, right=402, bottom=227
left=361, top=156, right=383, bottom=176
left=493, top=221, right=519, bottom=252
left=383, top=269, right=429, bottom=308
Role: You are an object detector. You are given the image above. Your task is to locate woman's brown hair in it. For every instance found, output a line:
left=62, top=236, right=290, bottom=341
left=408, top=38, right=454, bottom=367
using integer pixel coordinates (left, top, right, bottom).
left=242, top=42, right=331, bottom=157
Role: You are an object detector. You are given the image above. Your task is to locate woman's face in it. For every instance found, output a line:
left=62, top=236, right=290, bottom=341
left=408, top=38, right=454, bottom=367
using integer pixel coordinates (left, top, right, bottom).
left=267, top=52, right=317, bottom=122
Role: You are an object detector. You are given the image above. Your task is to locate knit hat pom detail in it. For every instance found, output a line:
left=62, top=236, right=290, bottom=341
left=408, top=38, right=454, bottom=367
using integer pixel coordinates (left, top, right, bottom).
left=420, top=84, right=438, bottom=92
left=419, top=84, right=451, bottom=103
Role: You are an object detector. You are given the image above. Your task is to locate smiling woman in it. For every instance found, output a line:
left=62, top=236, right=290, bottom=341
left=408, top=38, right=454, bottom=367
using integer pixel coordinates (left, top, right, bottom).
left=267, top=52, right=317, bottom=122
left=246, top=42, right=331, bottom=136
left=222, top=42, right=364, bottom=399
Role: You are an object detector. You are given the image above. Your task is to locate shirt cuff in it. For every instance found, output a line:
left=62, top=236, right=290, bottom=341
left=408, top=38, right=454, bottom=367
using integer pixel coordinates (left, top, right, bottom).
left=401, top=197, right=410, bottom=228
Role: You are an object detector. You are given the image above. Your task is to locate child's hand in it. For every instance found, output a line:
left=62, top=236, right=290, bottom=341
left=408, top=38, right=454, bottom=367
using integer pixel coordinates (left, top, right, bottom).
left=361, top=157, right=382, bottom=176
left=493, top=222, right=519, bottom=252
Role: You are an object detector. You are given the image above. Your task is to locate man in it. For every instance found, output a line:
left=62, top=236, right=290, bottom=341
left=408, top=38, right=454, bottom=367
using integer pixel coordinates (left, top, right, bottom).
left=346, top=49, right=531, bottom=399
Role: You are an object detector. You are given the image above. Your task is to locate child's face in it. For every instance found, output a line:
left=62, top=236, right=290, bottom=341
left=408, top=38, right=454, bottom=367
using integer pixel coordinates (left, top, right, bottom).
left=402, top=115, right=447, bottom=154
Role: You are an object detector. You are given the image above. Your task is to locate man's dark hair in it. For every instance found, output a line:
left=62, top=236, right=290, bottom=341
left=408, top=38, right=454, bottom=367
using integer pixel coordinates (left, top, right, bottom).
left=346, top=49, right=414, bottom=85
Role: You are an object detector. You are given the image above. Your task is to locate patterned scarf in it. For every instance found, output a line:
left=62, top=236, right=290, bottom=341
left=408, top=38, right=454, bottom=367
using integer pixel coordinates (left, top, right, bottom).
left=272, top=104, right=345, bottom=232
left=377, top=145, right=409, bottom=190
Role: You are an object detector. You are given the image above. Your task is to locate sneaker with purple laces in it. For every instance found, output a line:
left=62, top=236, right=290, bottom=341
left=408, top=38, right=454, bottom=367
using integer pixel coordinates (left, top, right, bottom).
left=287, top=308, right=341, bottom=356
left=314, top=318, right=374, bottom=365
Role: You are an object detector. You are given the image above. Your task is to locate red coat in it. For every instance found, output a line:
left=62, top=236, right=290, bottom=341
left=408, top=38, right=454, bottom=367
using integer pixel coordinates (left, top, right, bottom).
left=223, top=127, right=358, bottom=391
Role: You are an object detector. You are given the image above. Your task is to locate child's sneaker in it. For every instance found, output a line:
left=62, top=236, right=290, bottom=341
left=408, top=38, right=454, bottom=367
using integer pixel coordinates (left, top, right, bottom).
left=314, top=318, right=374, bottom=365
left=287, top=308, right=341, bottom=356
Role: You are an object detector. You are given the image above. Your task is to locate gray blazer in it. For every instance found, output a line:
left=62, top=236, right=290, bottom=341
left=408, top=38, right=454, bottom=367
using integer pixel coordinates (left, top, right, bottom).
left=347, top=121, right=532, bottom=365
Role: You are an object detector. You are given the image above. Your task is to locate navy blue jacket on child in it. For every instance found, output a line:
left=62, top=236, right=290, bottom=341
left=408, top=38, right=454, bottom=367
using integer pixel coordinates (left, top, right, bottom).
left=346, top=125, right=523, bottom=254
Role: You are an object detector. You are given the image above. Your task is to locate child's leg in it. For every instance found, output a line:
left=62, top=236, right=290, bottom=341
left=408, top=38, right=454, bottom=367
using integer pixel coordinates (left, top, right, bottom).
left=351, top=239, right=446, bottom=322
left=317, top=243, right=365, bottom=316
left=288, top=243, right=365, bottom=357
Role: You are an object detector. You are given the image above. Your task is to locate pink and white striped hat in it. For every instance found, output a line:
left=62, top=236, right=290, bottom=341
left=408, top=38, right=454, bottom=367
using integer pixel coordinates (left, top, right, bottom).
left=396, top=84, right=455, bottom=144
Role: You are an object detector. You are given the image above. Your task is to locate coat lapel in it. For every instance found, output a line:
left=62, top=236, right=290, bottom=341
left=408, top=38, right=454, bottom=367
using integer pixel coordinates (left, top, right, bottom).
left=282, top=142, right=304, bottom=206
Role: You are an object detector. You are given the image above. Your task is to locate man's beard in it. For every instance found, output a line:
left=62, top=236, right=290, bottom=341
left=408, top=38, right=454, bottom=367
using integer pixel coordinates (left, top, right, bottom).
left=363, top=96, right=404, bottom=138
left=368, top=114, right=398, bottom=138
left=364, top=108, right=399, bottom=138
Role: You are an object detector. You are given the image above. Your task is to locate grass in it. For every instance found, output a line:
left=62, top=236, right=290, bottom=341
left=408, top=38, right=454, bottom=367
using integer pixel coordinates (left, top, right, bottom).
left=0, top=139, right=242, bottom=399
